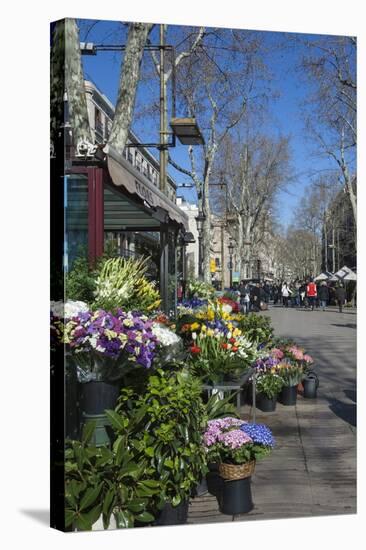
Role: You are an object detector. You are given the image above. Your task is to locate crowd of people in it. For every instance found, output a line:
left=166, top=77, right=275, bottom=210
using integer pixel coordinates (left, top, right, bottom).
left=237, top=278, right=349, bottom=314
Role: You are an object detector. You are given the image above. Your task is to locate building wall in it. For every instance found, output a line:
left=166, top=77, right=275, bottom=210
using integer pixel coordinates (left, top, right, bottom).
left=84, top=80, right=176, bottom=203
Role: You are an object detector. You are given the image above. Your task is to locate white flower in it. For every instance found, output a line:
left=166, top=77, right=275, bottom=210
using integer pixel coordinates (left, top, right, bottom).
left=152, top=323, right=181, bottom=346
left=192, top=332, right=197, bottom=341
left=51, top=300, right=89, bottom=319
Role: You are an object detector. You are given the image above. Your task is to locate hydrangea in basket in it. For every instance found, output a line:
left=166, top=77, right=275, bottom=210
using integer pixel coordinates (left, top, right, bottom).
left=203, top=417, right=274, bottom=514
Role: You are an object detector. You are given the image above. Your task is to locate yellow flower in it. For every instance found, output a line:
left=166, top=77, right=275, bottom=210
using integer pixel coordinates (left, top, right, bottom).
left=206, top=328, right=214, bottom=337
left=105, top=329, right=117, bottom=340
left=233, top=328, right=241, bottom=337
left=201, top=325, right=207, bottom=332
left=190, top=322, right=200, bottom=331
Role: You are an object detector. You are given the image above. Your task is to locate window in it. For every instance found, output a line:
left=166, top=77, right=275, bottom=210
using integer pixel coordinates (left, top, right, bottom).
left=95, top=107, right=103, bottom=138
left=135, top=154, right=142, bottom=172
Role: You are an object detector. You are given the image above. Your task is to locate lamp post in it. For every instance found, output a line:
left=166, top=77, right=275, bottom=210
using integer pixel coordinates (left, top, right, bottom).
left=195, top=211, right=206, bottom=279
left=180, top=231, right=195, bottom=297
left=228, top=241, right=234, bottom=289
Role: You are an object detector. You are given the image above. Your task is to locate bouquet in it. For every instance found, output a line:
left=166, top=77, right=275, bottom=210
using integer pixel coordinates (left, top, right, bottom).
left=203, top=417, right=274, bottom=466
left=51, top=304, right=160, bottom=381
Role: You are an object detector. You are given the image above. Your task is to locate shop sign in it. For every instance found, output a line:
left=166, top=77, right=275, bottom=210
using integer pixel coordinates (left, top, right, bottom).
left=233, top=271, right=240, bottom=283
left=135, top=180, right=156, bottom=207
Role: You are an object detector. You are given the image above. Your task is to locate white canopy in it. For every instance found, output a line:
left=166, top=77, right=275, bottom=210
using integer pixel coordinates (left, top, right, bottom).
left=314, top=271, right=335, bottom=281
left=334, top=266, right=357, bottom=281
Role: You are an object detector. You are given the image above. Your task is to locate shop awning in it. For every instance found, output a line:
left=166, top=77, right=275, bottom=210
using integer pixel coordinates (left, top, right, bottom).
left=107, top=148, right=189, bottom=230
left=333, top=266, right=357, bottom=281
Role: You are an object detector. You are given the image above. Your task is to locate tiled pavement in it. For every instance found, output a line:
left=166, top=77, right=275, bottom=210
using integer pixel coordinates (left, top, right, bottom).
left=188, top=305, right=357, bottom=524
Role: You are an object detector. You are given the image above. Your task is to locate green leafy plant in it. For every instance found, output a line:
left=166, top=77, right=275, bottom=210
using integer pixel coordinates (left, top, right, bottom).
left=65, top=422, right=161, bottom=530
left=256, top=372, right=284, bottom=399
left=277, top=363, right=305, bottom=386
left=109, top=368, right=208, bottom=508
left=238, top=313, right=274, bottom=344
left=204, top=392, right=240, bottom=420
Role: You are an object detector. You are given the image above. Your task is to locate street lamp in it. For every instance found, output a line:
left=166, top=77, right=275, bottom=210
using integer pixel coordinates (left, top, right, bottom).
left=228, top=241, right=234, bottom=289
left=180, top=232, right=195, bottom=297
left=195, top=211, right=206, bottom=279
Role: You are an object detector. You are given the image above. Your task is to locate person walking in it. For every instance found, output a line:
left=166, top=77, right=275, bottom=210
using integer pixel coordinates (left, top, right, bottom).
left=239, top=280, right=250, bottom=314
left=335, top=283, right=346, bottom=313
left=281, top=282, right=290, bottom=308
left=306, top=278, right=317, bottom=311
left=299, top=282, right=306, bottom=307
left=318, top=281, right=330, bottom=311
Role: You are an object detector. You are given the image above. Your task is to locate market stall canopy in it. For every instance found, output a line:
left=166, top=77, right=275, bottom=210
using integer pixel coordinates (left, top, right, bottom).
left=333, top=266, right=357, bottom=281
left=314, top=271, right=335, bottom=281
left=106, top=147, right=189, bottom=230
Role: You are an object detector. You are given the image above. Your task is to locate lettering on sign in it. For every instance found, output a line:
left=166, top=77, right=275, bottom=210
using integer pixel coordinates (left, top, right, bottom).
left=135, top=180, right=155, bottom=206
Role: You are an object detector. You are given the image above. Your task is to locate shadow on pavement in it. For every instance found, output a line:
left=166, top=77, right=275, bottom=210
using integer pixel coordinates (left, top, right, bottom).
left=326, top=396, right=356, bottom=428
left=344, top=388, right=356, bottom=403
left=330, top=323, right=356, bottom=329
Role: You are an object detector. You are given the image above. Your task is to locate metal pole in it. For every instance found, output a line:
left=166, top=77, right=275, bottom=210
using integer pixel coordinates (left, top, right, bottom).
left=221, top=223, right=224, bottom=290
left=332, top=228, right=336, bottom=273
left=159, top=24, right=167, bottom=194
left=324, top=212, right=328, bottom=271
left=229, top=254, right=233, bottom=288
left=199, top=234, right=203, bottom=279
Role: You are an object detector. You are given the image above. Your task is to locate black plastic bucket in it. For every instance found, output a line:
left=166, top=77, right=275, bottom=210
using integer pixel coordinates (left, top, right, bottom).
left=257, top=393, right=277, bottom=412
left=155, top=501, right=189, bottom=525
left=303, top=373, right=319, bottom=398
left=219, top=477, right=253, bottom=515
left=80, top=381, right=120, bottom=415
left=279, top=385, right=298, bottom=406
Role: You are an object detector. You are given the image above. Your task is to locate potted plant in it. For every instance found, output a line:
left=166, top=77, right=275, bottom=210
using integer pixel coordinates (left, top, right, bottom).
left=65, top=422, right=161, bottom=531
left=187, top=323, right=259, bottom=384
left=203, top=418, right=275, bottom=514
left=255, top=372, right=284, bottom=412
left=107, top=368, right=208, bottom=526
left=277, top=363, right=305, bottom=405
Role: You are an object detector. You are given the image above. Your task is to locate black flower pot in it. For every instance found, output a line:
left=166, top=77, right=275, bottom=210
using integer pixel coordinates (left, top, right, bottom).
left=256, top=393, right=277, bottom=412
left=192, top=477, right=208, bottom=497
left=155, top=501, right=189, bottom=526
left=218, top=477, right=254, bottom=515
left=279, top=385, right=298, bottom=406
left=206, top=468, right=224, bottom=498
left=80, top=380, right=120, bottom=415
left=303, top=374, right=319, bottom=398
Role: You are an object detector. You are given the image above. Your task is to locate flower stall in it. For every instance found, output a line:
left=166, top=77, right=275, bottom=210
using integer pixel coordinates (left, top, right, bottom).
left=51, top=252, right=319, bottom=530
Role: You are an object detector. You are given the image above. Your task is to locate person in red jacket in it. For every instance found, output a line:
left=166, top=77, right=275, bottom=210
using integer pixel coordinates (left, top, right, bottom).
left=306, top=278, right=317, bottom=311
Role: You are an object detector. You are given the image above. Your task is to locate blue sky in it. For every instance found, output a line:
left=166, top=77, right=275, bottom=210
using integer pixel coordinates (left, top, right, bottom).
left=79, top=19, right=341, bottom=227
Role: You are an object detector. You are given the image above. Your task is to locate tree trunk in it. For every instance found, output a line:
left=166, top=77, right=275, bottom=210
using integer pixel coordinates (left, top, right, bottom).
left=64, top=19, right=92, bottom=148
left=106, top=22, right=153, bottom=156
left=50, top=19, right=92, bottom=150
left=202, top=186, right=211, bottom=284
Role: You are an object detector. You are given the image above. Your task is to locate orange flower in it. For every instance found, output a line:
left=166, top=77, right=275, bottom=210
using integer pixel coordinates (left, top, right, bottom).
left=232, top=346, right=238, bottom=352
left=190, top=346, right=201, bottom=354
left=221, top=343, right=229, bottom=349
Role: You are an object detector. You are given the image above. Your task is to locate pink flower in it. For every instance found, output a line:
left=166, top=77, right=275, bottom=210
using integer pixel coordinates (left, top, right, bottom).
left=288, top=346, right=304, bottom=361
left=218, top=429, right=253, bottom=449
left=303, top=354, right=313, bottom=363
left=271, top=348, right=284, bottom=360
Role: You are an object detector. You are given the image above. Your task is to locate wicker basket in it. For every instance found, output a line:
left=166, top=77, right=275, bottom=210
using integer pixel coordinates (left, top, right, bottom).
left=218, top=461, right=255, bottom=481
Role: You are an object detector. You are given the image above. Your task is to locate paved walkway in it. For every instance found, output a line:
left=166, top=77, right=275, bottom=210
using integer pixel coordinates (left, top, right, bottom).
left=188, top=305, right=357, bottom=524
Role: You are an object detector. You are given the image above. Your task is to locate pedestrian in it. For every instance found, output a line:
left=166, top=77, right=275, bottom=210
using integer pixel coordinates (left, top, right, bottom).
left=318, top=281, right=330, bottom=311
left=239, top=279, right=250, bottom=314
left=306, top=278, right=317, bottom=311
left=299, top=282, right=306, bottom=307
left=335, top=283, right=346, bottom=313
left=250, top=283, right=261, bottom=312
left=281, top=282, right=291, bottom=308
